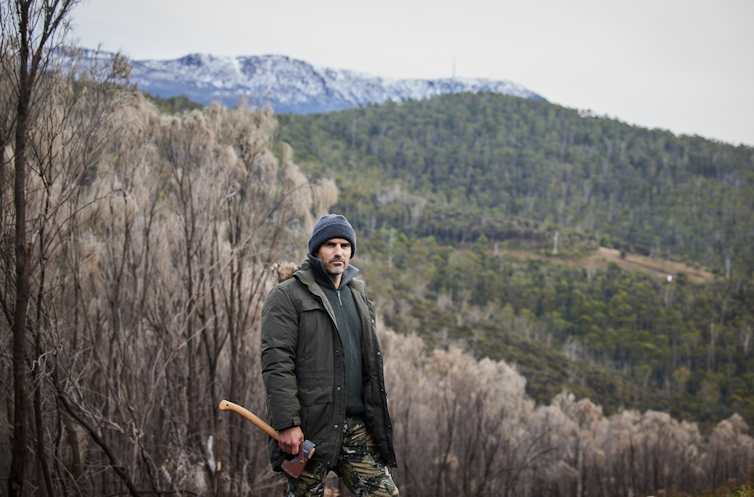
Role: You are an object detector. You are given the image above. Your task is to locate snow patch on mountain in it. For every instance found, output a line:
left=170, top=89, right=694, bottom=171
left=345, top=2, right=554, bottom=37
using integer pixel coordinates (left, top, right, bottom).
left=97, top=51, right=545, bottom=113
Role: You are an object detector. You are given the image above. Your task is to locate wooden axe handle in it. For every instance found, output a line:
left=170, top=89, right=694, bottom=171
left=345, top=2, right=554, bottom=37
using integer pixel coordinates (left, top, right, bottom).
left=219, top=400, right=279, bottom=441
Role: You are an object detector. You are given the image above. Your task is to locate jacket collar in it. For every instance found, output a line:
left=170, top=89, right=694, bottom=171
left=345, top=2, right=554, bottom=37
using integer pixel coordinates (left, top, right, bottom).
left=306, top=253, right=359, bottom=289
left=292, top=258, right=365, bottom=295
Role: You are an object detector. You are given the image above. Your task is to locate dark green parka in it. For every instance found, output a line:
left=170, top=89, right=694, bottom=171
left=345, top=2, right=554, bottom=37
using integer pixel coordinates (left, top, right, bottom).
left=260, top=259, right=396, bottom=470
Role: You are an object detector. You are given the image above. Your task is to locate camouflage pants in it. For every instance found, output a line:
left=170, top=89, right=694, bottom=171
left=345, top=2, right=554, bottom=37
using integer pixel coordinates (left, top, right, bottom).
left=286, top=416, right=399, bottom=497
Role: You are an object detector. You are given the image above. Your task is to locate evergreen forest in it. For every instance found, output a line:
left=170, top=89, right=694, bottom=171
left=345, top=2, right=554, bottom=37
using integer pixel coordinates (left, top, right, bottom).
left=276, top=93, right=754, bottom=431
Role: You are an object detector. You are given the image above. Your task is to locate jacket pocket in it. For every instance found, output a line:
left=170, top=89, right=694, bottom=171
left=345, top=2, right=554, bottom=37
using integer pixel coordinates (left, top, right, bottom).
left=298, top=384, right=332, bottom=406
left=298, top=384, right=332, bottom=442
left=300, top=309, right=335, bottom=372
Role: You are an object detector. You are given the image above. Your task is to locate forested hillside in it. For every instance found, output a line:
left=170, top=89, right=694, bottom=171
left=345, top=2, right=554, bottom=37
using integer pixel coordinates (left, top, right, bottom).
left=277, top=94, right=754, bottom=430
left=3, top=1, right=752, bottom=493
left=2, top=65, right=752, bottom=495
left=356, top=231, right=754, bottom=428
left=279, top=94, right=754, bottom=276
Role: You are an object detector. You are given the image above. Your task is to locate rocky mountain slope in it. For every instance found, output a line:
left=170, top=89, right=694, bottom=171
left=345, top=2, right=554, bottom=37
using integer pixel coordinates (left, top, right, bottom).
left=120, top=52, right=545, bottom=112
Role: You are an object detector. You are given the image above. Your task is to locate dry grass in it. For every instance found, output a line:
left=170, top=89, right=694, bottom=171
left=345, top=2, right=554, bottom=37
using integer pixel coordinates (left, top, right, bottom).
left=498, top=247, right=714, bottom=283
left=585, top=247, right=714, bottom=282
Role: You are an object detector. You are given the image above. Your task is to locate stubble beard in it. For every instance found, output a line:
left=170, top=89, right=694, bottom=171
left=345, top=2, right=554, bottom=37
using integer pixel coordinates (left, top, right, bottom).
left=324, top=259, right=346, bottom=276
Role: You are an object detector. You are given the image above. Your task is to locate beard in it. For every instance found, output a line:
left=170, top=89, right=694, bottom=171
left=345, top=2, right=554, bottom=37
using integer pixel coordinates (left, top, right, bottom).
left=324, top=259, right=346, bottom=276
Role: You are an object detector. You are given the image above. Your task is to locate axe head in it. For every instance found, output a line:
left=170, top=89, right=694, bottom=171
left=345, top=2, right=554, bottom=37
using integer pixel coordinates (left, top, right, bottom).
left=281, top=440, right=316, bottom=479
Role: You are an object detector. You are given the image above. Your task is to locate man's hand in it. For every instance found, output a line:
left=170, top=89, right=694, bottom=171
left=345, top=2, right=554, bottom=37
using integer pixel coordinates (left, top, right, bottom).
left=278, top=426, right=304, bottom=455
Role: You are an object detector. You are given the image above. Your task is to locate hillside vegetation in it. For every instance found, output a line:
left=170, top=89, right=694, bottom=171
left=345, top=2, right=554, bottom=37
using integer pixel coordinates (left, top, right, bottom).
left=279, top=93, right=754, bottom=275
left=277, top=94, right=754, bottom=430
left=2, top=61, right=752, bottom=494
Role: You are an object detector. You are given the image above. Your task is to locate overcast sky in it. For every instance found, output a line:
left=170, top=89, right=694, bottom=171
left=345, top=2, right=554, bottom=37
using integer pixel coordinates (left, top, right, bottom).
left=75, top=0, right=753, bottom=146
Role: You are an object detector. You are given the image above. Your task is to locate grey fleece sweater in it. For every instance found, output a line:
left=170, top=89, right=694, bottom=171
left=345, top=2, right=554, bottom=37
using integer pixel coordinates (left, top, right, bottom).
left=308, top=255, right=365, bottom=416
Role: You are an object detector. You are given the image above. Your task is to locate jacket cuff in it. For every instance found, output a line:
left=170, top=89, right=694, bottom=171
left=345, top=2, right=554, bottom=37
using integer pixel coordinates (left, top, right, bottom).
left=275, top=416, right=301, bottom=432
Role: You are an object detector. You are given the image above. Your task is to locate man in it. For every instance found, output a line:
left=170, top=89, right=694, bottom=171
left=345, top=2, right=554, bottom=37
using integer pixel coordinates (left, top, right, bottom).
left=261, top=214, right=399, bottom=496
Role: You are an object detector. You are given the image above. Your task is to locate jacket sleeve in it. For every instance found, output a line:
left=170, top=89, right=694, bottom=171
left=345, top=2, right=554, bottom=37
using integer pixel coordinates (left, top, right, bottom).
left=261, top=285, right=301, bottom=431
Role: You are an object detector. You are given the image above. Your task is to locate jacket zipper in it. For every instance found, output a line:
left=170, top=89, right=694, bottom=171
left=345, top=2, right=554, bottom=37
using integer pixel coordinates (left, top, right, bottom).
left=337, top=290, right=342, bottom=306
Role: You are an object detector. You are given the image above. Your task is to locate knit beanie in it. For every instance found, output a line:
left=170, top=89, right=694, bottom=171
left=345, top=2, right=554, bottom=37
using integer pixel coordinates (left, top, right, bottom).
left=308, top=215, right=357, bottom=259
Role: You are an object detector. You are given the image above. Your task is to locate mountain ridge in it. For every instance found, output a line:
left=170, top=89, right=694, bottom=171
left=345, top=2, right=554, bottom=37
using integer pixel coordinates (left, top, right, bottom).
left=107, top=51, right=546, bottom=113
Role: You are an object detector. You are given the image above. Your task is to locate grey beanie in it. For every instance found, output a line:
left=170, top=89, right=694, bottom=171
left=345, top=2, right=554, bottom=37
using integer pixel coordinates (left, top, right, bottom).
left=308, top=215, right=356, bottom=258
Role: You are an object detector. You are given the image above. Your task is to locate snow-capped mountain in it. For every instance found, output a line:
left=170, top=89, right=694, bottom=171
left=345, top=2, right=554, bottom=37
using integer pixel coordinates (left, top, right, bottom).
left=110, top=52, right=545, bottom=113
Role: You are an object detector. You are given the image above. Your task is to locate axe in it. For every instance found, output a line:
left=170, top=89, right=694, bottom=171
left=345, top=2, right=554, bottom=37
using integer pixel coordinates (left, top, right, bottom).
left=219, top=400, right=315, bottom=479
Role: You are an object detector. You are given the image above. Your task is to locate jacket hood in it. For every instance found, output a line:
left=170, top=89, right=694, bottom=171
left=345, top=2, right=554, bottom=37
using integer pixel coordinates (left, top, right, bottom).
left=270, top=261, right=298, bottom=284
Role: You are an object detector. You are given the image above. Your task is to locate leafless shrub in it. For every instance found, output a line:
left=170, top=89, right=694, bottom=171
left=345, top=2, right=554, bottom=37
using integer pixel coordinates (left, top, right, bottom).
left=1, top=49, right=335, bottom=494
left=379, top=325, right=753, bottom=497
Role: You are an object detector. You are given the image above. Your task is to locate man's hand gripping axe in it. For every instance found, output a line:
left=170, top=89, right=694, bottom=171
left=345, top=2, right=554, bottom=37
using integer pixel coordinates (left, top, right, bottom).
left=219, top=400, right=315, bottom=478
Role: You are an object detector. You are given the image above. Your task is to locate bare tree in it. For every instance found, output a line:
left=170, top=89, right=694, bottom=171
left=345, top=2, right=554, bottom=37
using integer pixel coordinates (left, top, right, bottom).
left=21, top=94, right=335, bottom=495
left=378, top=325, right=754, bottom=497
left=0, top=1, right=83, bottom=494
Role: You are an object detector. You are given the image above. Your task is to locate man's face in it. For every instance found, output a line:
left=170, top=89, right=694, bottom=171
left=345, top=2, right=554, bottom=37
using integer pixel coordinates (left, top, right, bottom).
left=315, top=238, right=352, bottom=276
